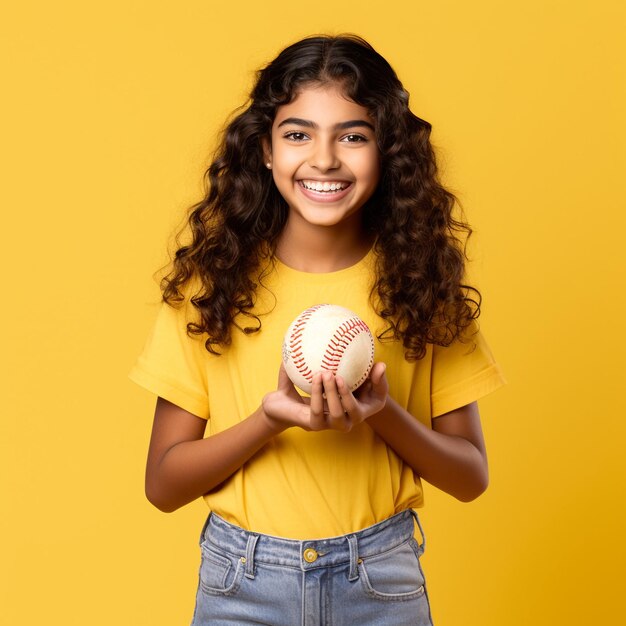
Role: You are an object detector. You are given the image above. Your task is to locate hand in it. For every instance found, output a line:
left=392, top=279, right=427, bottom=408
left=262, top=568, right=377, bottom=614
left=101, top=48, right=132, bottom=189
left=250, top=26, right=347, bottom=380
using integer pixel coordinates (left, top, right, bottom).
left=314, top=362, right=388, bottom=432
left=261, top=364, right=313, bottom=433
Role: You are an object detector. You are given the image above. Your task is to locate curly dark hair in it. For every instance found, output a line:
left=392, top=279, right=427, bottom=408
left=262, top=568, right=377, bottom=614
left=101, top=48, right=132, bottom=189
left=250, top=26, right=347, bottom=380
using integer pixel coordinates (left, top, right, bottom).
left=161, top=34, right=480, bottom=360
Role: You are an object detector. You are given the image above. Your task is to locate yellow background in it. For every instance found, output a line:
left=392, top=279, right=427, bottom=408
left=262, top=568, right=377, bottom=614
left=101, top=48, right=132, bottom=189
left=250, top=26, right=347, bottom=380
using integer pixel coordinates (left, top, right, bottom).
left=1, top=1, right=624, bottom=624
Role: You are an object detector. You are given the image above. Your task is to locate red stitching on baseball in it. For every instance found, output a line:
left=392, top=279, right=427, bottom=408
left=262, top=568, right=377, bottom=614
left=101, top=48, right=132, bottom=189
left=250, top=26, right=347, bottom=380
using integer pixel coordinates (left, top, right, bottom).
left=320, top=317, right=372, bottom=381
left=286, top=304, right=328, bottom=384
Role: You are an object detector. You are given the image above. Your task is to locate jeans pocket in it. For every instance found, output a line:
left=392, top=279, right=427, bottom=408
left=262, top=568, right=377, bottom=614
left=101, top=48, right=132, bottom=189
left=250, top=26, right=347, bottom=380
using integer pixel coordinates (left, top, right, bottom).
left=198, top=543, right=244, bottom=596
left=359, top=538, right=426, bottom=601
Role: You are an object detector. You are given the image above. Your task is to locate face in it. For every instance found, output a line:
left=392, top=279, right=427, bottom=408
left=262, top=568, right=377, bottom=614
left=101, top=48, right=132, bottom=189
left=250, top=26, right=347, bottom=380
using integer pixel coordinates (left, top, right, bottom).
left=265, top=83, right=380, bottom=230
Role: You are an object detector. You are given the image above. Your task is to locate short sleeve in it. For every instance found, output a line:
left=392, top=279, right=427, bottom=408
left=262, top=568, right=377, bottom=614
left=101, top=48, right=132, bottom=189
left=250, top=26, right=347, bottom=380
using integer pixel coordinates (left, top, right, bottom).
left=129, top=300, right=210, bottom=419
left=430, top=327, right=506, bottom=417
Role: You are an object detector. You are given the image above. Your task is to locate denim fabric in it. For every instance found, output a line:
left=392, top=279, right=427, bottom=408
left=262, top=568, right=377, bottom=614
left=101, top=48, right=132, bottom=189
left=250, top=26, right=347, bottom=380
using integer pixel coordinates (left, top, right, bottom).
left=191, top=510, right=433, bottom=626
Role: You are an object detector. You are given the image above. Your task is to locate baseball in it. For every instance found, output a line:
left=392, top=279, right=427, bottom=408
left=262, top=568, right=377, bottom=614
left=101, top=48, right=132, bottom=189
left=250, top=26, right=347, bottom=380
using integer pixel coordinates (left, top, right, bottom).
left=282, top=304, right=375, bottom=395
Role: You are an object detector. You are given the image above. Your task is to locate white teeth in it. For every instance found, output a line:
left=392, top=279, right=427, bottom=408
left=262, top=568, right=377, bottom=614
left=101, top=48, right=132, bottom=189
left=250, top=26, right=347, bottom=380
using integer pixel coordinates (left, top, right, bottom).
left=301, top=180, right=348, bottom=192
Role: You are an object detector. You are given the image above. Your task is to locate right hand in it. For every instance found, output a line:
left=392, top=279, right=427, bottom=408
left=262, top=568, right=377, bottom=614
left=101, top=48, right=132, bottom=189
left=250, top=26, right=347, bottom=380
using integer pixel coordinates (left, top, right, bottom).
left=261, top=363, right=325, bottom=433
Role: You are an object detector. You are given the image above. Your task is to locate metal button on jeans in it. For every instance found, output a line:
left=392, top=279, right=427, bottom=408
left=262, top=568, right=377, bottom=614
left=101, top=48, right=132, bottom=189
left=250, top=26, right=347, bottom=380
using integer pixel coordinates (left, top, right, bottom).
left=303, top=548, right=318, bottom=563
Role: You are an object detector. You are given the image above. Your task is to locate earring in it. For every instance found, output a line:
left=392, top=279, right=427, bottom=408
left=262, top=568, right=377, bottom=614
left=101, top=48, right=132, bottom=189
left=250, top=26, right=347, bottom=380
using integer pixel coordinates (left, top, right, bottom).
left=266, top=162, right=272, bottom=169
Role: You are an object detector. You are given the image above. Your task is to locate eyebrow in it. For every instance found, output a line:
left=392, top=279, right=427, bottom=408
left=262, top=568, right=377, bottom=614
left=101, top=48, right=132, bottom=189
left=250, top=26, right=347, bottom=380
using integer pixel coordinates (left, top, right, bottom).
left=277, top=117, right=375, bottom=132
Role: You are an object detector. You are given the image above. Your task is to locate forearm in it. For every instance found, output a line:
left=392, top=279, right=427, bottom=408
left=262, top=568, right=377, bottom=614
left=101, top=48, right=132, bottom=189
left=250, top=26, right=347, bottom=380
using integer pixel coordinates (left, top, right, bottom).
left=367, top=397, right=488, bottom=502
left=147, top=406, right=280, bottom=512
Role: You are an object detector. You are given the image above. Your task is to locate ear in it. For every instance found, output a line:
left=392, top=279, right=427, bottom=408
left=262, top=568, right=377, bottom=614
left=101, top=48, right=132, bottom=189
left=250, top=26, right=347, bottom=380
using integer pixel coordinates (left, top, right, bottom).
left=261, top=136, right=272, bottom=166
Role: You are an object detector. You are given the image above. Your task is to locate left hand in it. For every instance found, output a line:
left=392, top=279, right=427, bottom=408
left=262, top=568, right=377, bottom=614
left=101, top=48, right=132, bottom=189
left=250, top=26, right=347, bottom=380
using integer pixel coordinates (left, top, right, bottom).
left=310, top=362, right=388, bottom=432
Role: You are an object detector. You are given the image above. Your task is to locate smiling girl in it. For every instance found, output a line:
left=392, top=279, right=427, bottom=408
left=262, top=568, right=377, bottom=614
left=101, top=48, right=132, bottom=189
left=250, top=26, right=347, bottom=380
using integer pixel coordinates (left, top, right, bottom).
left=130, top=35, right=505, bottom=625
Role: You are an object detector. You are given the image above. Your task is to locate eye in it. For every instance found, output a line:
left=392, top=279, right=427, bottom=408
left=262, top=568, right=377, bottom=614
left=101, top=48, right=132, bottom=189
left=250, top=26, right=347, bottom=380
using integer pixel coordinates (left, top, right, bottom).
left=284, top=131, right=309, bottom=142
left=341, top=134, right=368, bottom=143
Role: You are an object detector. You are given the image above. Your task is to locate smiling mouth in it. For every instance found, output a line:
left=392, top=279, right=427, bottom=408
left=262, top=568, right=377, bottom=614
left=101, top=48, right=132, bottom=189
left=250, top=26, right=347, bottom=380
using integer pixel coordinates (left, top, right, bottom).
left=299, top=180, right=352, bottom=193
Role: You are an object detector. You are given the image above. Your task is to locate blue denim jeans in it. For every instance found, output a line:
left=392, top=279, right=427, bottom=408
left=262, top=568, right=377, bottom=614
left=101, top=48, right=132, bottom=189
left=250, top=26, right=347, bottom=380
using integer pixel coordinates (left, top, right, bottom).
left=191, top=509, right=433, bottom=625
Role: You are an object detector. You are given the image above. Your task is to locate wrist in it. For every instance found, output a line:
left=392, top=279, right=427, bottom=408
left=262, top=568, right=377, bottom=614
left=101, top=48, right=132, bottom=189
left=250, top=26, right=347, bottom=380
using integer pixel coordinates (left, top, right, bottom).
left=257, top=401, right=289, bottom=436
left=367, top=394, right=393, bottom=427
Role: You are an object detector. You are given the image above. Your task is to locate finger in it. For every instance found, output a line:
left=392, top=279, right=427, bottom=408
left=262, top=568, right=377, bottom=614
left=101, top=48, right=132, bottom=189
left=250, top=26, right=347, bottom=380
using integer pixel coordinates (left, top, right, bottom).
left=368, top=362, right=389, bottom=397
left=277, top=362, right=305, bottom=401
left=277, top=362, right=293, bottom=390
left=308, top=372, right=326, bottom=431
left=335, top=375, right=359, bottom=417
left=369, top=362, right=387, bottom=386
left=322, top=371, right=351, bottom=431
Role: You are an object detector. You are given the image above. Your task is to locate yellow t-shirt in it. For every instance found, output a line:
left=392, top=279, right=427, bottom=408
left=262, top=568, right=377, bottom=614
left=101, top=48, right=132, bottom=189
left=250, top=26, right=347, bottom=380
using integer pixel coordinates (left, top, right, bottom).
left=130, top=250, right=505, bottom=539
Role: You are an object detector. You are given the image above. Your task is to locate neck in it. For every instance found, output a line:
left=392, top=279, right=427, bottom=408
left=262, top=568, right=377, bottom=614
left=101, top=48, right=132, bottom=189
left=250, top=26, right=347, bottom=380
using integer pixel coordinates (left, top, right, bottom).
left=275, top=216, right=372, bottom=273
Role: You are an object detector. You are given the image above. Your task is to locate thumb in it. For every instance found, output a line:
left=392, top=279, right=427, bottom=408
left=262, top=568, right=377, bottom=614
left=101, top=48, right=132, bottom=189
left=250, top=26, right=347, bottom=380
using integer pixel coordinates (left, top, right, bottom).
left=277, top=362, right=298, bottom=392
left=369, top=362, right=388, bottom=392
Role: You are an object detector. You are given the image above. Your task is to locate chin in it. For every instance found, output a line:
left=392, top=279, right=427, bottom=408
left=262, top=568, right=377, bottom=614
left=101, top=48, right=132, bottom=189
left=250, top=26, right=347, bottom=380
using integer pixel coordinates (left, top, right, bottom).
left=298, top=207, right=358, bottom=228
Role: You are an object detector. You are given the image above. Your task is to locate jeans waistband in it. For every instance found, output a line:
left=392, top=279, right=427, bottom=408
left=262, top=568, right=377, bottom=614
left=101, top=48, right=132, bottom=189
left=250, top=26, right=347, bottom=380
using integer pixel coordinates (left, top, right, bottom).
left=201, top=510, right=425, bottom=579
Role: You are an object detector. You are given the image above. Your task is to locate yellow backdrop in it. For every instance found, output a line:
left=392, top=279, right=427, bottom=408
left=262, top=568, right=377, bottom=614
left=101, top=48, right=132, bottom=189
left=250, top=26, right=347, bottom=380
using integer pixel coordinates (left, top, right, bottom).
left=2, top=1, right=624, bottom=624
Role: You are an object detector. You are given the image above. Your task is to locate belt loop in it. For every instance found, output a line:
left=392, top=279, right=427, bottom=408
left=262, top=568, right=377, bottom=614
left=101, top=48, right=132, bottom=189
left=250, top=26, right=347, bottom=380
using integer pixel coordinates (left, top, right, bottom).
left=244, top=533, right=259, bottom=579
left=198, top=513, right=212, bottom=546
left=347, top=535, right=359, bottom=581
left=410, top=510, right=426, bottom=555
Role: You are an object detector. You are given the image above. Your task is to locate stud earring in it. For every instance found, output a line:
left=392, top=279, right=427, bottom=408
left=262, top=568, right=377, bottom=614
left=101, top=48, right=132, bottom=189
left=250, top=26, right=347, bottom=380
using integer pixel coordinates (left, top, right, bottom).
left=266, top=162, right=272, bottom=169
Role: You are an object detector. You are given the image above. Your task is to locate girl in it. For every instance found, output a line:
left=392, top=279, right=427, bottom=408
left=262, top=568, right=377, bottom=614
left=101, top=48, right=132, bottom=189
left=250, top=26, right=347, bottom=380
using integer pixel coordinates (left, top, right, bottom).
left=130, top=34, right=505, bottom=626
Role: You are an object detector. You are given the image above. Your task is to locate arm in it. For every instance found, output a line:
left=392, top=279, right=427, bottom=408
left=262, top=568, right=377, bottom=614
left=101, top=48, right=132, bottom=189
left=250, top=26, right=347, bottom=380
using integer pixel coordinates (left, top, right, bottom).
left=366, top=399, right=488, bottom=502
left=332, top=369, right=488, bottom=502
left=145, top=398, right=280, bottom=512
left=145, top=365, right=384, bottom=512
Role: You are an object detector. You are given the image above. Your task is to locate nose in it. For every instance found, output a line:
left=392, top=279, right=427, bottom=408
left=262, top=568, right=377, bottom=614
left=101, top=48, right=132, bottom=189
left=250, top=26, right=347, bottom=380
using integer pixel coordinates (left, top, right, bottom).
left=308, top=138, right=340, bottom=172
